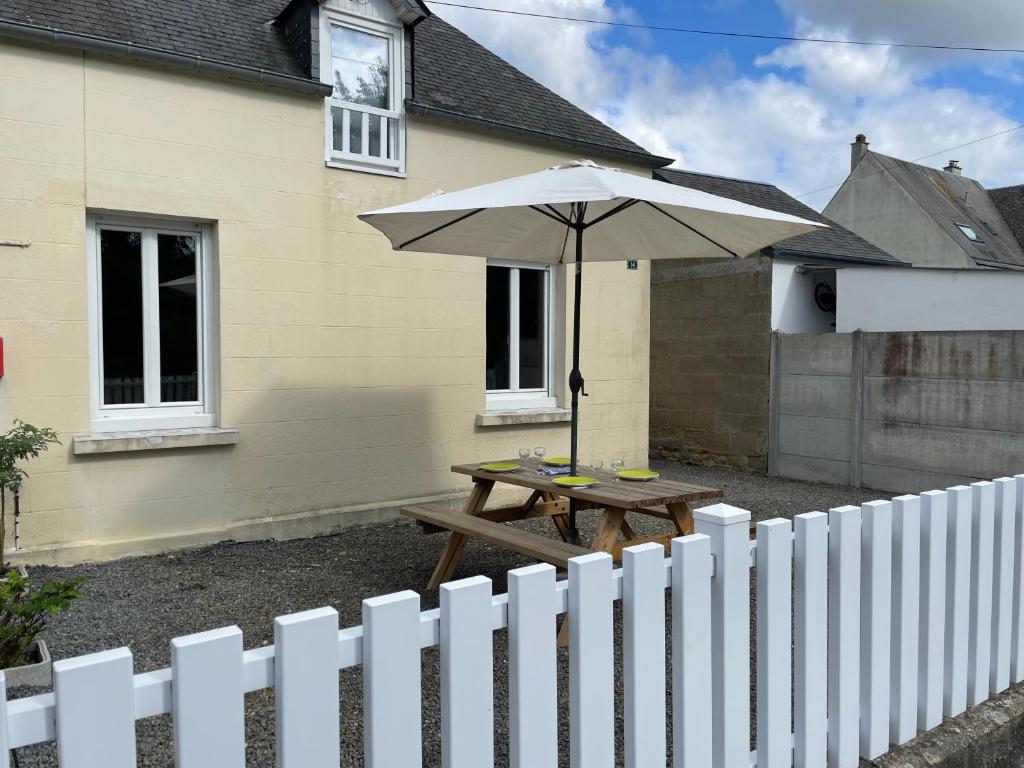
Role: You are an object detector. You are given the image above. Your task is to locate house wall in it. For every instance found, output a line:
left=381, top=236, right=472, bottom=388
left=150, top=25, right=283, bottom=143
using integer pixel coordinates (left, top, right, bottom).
left=770, top=259, right=836, bottom=333
left=649, top=257, right=772, bottom=471
left=824, top=154, right=973, bottom=269
left=769, top=331, right=1024, bottom=493
left=837, top=268, right=1024, bottom=332
left=0, top=41, right=651, bottom=563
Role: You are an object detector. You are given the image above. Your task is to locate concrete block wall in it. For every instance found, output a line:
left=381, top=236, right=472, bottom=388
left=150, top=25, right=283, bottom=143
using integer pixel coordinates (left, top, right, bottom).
left=650, top=257, right=772, bottom=471
left=770, top=330, right=1024, bottom=493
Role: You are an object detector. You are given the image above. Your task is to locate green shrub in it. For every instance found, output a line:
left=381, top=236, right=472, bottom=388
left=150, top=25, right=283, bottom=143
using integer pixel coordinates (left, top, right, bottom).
left=0, top=569, right=83, bottom=669
left=0, top=421, right=61, bottom=567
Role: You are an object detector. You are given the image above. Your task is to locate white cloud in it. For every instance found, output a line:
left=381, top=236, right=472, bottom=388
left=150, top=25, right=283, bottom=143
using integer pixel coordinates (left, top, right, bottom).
left=755, top=22, right=919, bottom=99
left=432, top=0, right=1024, bottom=208
left=776, top=0, right=1024, bottom=56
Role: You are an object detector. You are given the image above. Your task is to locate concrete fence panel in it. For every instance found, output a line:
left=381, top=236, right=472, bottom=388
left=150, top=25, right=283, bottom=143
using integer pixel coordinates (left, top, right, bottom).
left=771, top=330, right=1024, bottom=492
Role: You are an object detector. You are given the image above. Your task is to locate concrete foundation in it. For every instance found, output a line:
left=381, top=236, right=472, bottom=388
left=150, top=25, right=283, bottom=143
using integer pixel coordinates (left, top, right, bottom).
left=873, top=682, right=1024, bottom=768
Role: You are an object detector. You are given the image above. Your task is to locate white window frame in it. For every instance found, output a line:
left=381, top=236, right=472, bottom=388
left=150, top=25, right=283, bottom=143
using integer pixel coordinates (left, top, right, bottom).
left=485, top=260, right=557, bottom=411
left=86, top=214, right=218, bottom=433
left=320, top=10, right=406, bottom=177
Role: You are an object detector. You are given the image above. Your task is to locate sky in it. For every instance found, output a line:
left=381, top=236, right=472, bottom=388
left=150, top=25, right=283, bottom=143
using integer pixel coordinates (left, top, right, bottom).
left=427, top=0, right=1024, bottom=209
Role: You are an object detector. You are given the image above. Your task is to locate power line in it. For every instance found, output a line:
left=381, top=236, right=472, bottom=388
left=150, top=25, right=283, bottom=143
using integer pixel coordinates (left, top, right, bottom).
left=426, top=1, right=1024, bottom=54
left=795, top=124, right=1024, bottom=199
left=425, top=1, right=1024, bottom=197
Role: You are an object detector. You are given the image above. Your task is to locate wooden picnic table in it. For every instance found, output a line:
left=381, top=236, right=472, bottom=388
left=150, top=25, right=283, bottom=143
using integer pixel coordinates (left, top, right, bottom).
left=406, top=458, right=722, bottom=589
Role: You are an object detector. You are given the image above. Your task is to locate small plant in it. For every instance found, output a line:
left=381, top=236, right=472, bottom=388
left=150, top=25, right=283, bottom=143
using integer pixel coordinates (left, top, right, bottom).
left=0, top=421, right=60, bottom=566
left=0, top=569, right=83, bottom=669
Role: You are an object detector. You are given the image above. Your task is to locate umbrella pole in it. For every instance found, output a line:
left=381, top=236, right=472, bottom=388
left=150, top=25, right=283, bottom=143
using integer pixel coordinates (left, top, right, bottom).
left=568, top=223, right=585, bottom=546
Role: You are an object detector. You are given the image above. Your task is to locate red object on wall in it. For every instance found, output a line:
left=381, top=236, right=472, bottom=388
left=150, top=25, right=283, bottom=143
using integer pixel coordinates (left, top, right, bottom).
left=0, top=337, right=4, bottom=379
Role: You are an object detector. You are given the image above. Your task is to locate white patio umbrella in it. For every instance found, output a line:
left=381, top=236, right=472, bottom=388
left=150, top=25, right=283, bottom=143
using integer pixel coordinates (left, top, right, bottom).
left=359, top=160, right=824, bottom=543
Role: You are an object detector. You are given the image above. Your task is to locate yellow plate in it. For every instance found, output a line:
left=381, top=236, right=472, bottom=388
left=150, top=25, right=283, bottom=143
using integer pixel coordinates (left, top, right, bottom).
left=617, top=469, right=659, bottom=481
left=541, top=457, right=572, bottom=467
left=553, top=476, right=598, bottom=489
left=479, top=462, right=520, bottom=473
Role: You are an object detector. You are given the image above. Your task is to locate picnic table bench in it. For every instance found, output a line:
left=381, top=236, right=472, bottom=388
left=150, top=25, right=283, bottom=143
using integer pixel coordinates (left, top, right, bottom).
left=402, top=458, right=723, bottom=589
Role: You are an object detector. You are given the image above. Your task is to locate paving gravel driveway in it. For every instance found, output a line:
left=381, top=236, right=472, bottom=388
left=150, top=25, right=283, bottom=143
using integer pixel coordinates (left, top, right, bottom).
left=13, top=461, right=906, bottom=767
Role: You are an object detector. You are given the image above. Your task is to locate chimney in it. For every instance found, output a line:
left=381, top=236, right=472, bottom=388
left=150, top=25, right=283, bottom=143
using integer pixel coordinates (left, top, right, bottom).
left=943, top=159, right=963, bottom=175
left=851, top=133, right=869, bottom=170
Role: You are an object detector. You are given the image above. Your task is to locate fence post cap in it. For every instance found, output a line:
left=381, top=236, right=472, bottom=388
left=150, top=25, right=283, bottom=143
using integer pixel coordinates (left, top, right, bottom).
left=362, top=590, right=419, bottom=610
left=170, top=625, right=241, bottom=650
left=693, top=503, right=751, bottom=526
left=274, top=605, right=338, bottom=628
left=439, top=574, right=492, bottom=593
left=568, top=551, right=613, bottom=567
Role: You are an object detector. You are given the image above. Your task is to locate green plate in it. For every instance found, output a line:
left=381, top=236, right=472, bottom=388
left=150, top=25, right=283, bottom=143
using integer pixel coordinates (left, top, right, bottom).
left=553, top=476, right=598, bottom=488
left=617, top=469, right=660, bottom=481
left=541, top=457, right=572, bottom=467
left=479, top=462, right=520, bottom=473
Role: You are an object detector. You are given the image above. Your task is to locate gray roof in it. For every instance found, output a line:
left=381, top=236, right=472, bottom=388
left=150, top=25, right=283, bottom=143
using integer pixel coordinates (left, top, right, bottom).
left=655, top=168, right=906, bottom=266
left=408, top=17, right=668, bottom=166
left=0, top=0, right=308, bottom=78
left=0, top=1, right=667, bottom=166
left=990, top=184, right=1024, bottom=254
left=868, top=153, right=1024, bottom=269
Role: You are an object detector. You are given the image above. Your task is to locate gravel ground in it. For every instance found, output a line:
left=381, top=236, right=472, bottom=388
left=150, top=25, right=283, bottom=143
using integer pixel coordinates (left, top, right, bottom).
left=12, top=460, right=899, bottom=767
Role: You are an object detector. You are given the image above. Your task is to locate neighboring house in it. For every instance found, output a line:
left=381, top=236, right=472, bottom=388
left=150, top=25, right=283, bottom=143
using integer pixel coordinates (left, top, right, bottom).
left=825, top=134, right=1024, bottom=270
left=0, top=0, right=671, bottom=562
left=649, top=168, right=904, bottom=470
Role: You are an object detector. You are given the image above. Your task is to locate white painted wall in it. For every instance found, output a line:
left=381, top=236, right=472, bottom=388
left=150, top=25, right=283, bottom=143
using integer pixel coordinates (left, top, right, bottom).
left=771, top=259, right=837, bottom=333
left=837, top=268, right=1024, bottom=332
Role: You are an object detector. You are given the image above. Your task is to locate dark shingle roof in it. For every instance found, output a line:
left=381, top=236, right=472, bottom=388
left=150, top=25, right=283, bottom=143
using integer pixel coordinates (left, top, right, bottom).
left=0, top=1, right=667, bottom=166
left=655, top=168, right=906, bottom=266
left=1, top=0, right=307, bottom=78
left=408, top=17, right=669, bottom=166
left=868, top=153, right=1024, bottom=269
left=990, top=184, right=1024, bottom=253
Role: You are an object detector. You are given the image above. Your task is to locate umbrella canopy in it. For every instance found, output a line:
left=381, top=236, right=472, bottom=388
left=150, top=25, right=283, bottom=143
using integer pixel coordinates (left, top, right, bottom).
left=359, top=160, right=823, bottom=263
left=359, top=160, right=824, bottom=544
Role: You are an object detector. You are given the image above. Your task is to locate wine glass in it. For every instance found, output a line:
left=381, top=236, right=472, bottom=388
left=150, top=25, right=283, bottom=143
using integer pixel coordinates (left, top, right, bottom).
left=611, top=454, right=625, bottom=476
left=534, top=447, right=546, bottom=463
left=518, top=447, right=531, bottom=462
left=591, top=458, right=604, bottom=472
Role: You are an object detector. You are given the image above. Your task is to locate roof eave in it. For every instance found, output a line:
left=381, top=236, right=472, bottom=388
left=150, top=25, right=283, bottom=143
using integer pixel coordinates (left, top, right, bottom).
left=405, top=100, right=674, bottom=168
left=0, top=18, right=333, bottom=97
left=770, top=247, right=911, bottom=268
left=971, top=257, right=1024, bottom=271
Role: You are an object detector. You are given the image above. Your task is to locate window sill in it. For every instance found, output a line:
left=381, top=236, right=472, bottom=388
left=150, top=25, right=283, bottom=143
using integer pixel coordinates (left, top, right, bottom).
left=72, top=427, right=239, bottom=456
left=475, top=408, right=571, bottom=427
left=325, top=160, right=406, bottom=178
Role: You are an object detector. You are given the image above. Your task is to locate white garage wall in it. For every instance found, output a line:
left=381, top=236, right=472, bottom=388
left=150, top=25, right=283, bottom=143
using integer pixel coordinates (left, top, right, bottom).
left=837, top=268, right=1024, bottom=332
left=771, top=259, right=836, bottom=333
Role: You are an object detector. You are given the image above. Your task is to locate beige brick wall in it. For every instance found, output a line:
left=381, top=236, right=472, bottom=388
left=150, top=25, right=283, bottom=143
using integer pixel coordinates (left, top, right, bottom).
left=0, top=42, right=651, bottom=563
left=649, top=257, right=771, bottom=471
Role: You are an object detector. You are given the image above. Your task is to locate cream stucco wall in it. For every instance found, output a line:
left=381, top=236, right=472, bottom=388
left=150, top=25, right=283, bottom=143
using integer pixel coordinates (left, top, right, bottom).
left=0, top=41, right=651, bottom=563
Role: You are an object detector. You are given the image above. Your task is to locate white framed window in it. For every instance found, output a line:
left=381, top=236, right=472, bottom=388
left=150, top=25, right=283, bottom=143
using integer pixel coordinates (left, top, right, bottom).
left=86, top=214, right=217, bottom=433
left=320, top=10, right=405, bottom=176
left=485, top=260, right=556, bottom=410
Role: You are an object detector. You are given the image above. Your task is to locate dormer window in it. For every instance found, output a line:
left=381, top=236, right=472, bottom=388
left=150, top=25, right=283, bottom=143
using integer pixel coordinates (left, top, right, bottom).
left=321, top=10, right=405, bottom=175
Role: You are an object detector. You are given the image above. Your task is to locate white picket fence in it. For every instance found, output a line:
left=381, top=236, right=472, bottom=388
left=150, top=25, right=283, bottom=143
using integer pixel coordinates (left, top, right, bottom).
left=2, top=475, right=1024, bottom=768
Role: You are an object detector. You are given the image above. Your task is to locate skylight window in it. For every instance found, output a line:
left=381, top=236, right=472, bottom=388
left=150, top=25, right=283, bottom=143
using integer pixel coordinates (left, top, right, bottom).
left=955, top=223, right=983, bottom=243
